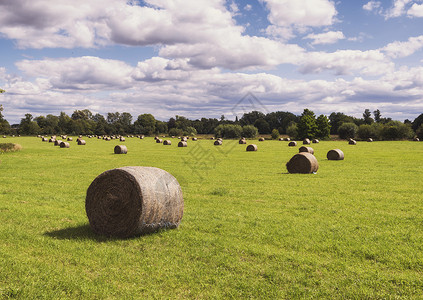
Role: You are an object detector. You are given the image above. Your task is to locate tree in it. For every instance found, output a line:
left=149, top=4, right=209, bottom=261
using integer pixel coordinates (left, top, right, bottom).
left=19, top=113, right=40, bottom=135
left=416, top=124, right=423, bottom=140
left=286, top=122, right=298, bottom=139
left=0, top=89, right=5, bottom=93
left=175, top=115, right=191, bottom=131
left=265, top=111, right=298, bottom=134
left=242, top=125, right=258, bottom=138
left=329, top=112, right=355, bottom=134
left=58, top=112, right=71, bottom=133
left=297, top=109, right=317, bottom=139
left=315, top=114, right=331, bottom=139
left=253, top=118, right=270, bottom=134
left=271, top=129, right=279, bottom=140
left=412, top=113, right=423, bottom=132
left=0, top=104, right=10, bottom=134
left=363, top=109, right=374, bottom=125
left=338, top=122, right=358, bottom=139
left=373, top=109, right=381, bottom=123
left=240, top=111, right=266, bottom=126
left=134, top=114, right=156, bottom=135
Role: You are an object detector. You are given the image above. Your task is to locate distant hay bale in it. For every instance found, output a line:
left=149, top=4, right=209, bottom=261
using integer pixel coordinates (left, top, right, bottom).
left=140, top=135, right=145, bottom=139
left=303, top=138, right=311, bottom=144
left=67, top=137, right=73, bottom=141
left=367, top=138, right=373, bottom=142
left=327, top=149, right=344, bottom=160
left=156, top=138, right=163, bottom=143
left=214, top=140, right=222, bottom=146
left=54, top=140, right=62, bottom=146
left=239, top=139, right=247, bottom=144
left=211, top=137, right=215, bottom=140
left=42, top=137, right=48, bottom=142
left=349, top=139, right=357, bottom=145
left=192, top=137, right=198, bottom=141
left=181, top=137, right=187, bottom=142
left=284, top=138, right=290, bottom=141
left=246, top=144, right=258, bottom=151
left=61, top=135, right=67, bottom=139
left=413, top=137, right=420, bottom=141
left=299, top=146, right=314, bottom=155
left=78, top=139, right=86, bottom=145
left=178, top=141, right=187, bottom=147
left=85, top=166, right=183, bottom=237
left=279, top=138, right=284, bottom=141
left=154, top=136, right=159, bottom=140
left=258, top=137, right=265, bottom=141
left=49, top=138, right=55, bottom=143
left=60, top=142, right=70, bottom=148
left=312, top=139, right=319, bottom=144
left=286, top=152, right=319, bottom=174
left=288, top=141, right=297, bottom=147
left=114, top=145, right=128, bottom=154
left=163, top=140, right=172, bottom=145
left=120, top=137, right=126, bottom=142
left=2, top=135, right=6, bottom=138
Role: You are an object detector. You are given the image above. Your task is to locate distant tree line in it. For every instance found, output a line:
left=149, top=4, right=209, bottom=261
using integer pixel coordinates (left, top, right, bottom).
left=0, top=104, right=422, bottom=140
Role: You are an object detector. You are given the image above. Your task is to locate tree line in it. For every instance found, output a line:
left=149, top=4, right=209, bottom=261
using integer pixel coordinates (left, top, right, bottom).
left=0, top=104, right=422, bottom=140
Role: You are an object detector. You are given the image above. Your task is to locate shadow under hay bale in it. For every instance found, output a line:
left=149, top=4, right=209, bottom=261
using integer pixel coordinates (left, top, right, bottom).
left=214, top=140, right=222, bottom=146
left=239, top=139, right=246, bottom=144
left=327, top=149, right=344, bottom=160
left=60, top=142, right=70, bottom=148
left=246, top=144, right=257, bottom=151
left=178, top=141, right=187, bottom=147
left=303, top=138, right=311, bottom=144
left=288, top=141, right=297, bottom=147
left=163, top=140, right=172, bottom=145
left=299, top=146, right=314, bottom=154
left=114, top=145, right=127, bottom=154
left=85, top=166, right=183, bottom=238
left=78, top=139, right=86, bottom=145
left=286, top=152, right=319, bottom=174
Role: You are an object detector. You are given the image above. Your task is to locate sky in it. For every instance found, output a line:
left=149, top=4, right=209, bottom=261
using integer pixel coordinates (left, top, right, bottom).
left=1, top=0, right=423, bottom=124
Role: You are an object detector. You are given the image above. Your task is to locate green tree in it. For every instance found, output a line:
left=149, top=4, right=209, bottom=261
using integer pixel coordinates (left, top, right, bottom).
left=357, top=124, right=378, bottom=140
left=19, top=113, right=40, bottom=135
left=184, top=126, right=197, bottom=136
left=373, top=109, right=381, bottom=123
left=155, top=120, right=168, bottom=134
left=58, top=112, right=71, bottom=134
left=329, top=112, right=355, bottom=134
left=286, top=122, right=298, bottom=139
left=412, top=113, right=423, bottom=132
left=134, top=114, right=156, bottom=135
left=0, top=104, right=10, bottom=134
left=315, top=114, right=331, bottom=139
left=271, top=128, right=280, bottom=139
left=416, top=124, right=423, bottom=140
left=241, top=125, right=258, bottom=138
left=240, top=111, right=266, bottom=126
left=338, top=122, right=358, bottom=139
left=297, top=109, right=317, bottom=139
left=363, top=109, right=374, bottom=125
left=265, top=111, right=298, bottom=134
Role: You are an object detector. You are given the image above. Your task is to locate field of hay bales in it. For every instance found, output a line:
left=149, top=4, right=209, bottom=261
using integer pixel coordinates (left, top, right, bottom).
left=1, top=136, right=422, bottom=299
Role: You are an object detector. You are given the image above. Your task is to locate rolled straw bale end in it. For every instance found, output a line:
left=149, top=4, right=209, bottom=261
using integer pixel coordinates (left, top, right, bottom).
left=299, top=146, right=314, bottom=155
left=114, top=145, right=128, bottom=154
left=178, top=141, right=187, bottom=147
left=284, top=138, right=291, bottom=141
left=258, top=137, right=265, bottom=141
left=303, top=138, right=311, bottom=144
left=367, top=138, right=373, bottom=142
left=286, top=152, right=319, bottom=174
left=239, top=139, right=247, bottom=144
left=60, top=142, right=70, bottom=148
left=214, top=140, right=222, bottom=146
left=67, top=137, right=73, bottom=141
left=327, top=149, right=344, bottom=160
left=156, top=139, right=163, bottom=143
left=192, top=138, right=198, bottom=141
left=288, top=141, right=297, bottom=147
left=349, top=140, right=357, bottom=145
left=312, top=139, right=319, bottom=144
left=85, top=166, right=184, bottom=237
left=413, top=137, right=420, bottom=141
left=163, top=140, right=172, bottom=145
left=78, top=140, right=86, bottom=145
left=246, top=144, right=258, bottom=151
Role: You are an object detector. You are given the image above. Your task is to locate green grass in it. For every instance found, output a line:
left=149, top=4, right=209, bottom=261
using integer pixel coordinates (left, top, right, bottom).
left=1, top=136, right=423, bottom=299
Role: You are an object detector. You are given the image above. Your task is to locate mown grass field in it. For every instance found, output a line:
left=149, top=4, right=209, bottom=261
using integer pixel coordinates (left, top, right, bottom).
left=1, top=136, right=422, bottom=299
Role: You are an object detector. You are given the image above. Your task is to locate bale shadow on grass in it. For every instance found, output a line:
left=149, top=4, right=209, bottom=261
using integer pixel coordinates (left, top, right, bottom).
left=44, top=224, right=165, bottom=242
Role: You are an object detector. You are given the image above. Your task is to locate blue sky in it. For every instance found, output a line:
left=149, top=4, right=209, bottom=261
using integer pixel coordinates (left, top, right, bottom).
left=1, top=0, right=423, bottom=124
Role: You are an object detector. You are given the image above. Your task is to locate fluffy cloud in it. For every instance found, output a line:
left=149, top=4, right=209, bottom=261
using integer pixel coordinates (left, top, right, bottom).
left=381, top=35, right=423, bottom=58
left=385, top=0, right=412, bottom=18
left=408, top=3, right=423, bottom=17
left=363, top=1, right=382, bottom=12
left=304, top=31, right=345, bottom=45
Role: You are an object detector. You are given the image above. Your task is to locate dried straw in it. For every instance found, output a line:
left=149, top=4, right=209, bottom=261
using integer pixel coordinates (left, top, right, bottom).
left=286, top=152, right=319, bottom=174
left=114, top=145, right=128, bottom=154
left=178, top=141, right=187, bottom=147
left=327, top=149, right=344, bottom=160
left=163, top=140, right=172, bottom=145
left=214, top=140, right=222, bottom=146
left=299, top=146, right=314, bottom=154
left=239, top=139, right=247, bottom=144
left=303, top=138, right=311, bottom=145
left=78, top=139, right=86, bottom=145
left=288, top=141, right=297, bottom=147
left=246, top=144, right=258, bottom=151
left=85, top=166, right=184, bottom=238
left=60, top=142, right=70, bottom=148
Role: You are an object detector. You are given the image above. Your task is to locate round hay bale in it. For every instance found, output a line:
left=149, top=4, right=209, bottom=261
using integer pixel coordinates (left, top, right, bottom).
left=2, top=135, right=6, bottom=138
left=114, top=145, right=128, bottom=154
left=60, top=142, right=70, bottom=148
left=286, top=152, right=319, bottom=174
left=303, top=138, right=311, bottom=144
left=214, top=140, right=222, bottom=146
left=312, top=139, right=319, bottom=144
left=349, top=139, right=357, bottom=145
left=210, top=137, right=215, bottom=140
left=192, top=137, right=198, bottom=141
left=181, top=137, right=187, bottom=142
left=140, top=135, right=145, bottom=139
left=299, top=146, right=314, bottom=154
left=284, top=137, right=291, bottom=141
left=239, top=139, right=246, bottom=144
left=413, top=137, right=420, bottom=141
left=156, top=138, right=163, bottom=143
left=49, top=138, right=55, bottom=143
left=163, top=140, right=172, bottom=145
left=327, top=149, right=344, bottom=160
left=367, top=138, right=373, bottom=142
left=178, top=141, right=187, bottom=147
left=154, top=136, right=159, bottom=140
left=120, top=137, right=126, bottom=142
left=67, top=137, right=73, bottom=141
left=54, top=140, right=62, bottom=146
left=246, top=144, right=258, bottom=151
left=78, top=139, right=86, bottom=145
left=279, top=138, right=284, bottom=141
left=288, top=141, right=297, bottom=147
left=85, top=166, right=183, bottom=237
left=42, top=137, right=48, bottom=142
left=258, top=137, right=265, bottom=141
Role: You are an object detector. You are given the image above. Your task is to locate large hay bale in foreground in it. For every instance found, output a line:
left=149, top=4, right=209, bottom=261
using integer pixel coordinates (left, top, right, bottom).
left=286, top=152, right=319, bottom=174
left=327, top=149, right=344, bottom=160
left=178, top=141, right=187, bottom=147
left=60, top=142, right=70, bottom=148
left=299, top=146, right=314, bottom=154
left=85, top=166, right=183, bottom=237
left=246, top=144, right=258, bottom=152
left=288, top=141, right=297, bottom=147
left=78, top=139, right=86, bottom=145
left=303, top=138, right=311, bottom=145
left=114, top=145, right=127, bottom=154
left=163, top=140, right=172, bottom=145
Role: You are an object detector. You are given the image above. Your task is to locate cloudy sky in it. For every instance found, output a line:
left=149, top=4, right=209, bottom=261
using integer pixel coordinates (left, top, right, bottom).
left=1, top=0, right=423, bottom=124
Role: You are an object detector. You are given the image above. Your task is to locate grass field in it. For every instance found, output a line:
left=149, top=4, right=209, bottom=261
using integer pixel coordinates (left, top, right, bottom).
left=1, top=136, right=422, bottom=299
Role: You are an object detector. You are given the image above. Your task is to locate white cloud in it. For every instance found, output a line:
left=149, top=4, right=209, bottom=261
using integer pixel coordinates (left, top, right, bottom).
left=363, top=1, right=382, bottom=12
left=244, top=4, right=252, bottom=11
left=408, top=3, right=423, bottom=17
left=381, top=35, right=423, bottom=58
left=304, top=31, right=345, bottom=45
left=384, top=0, right=412, bottom=19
